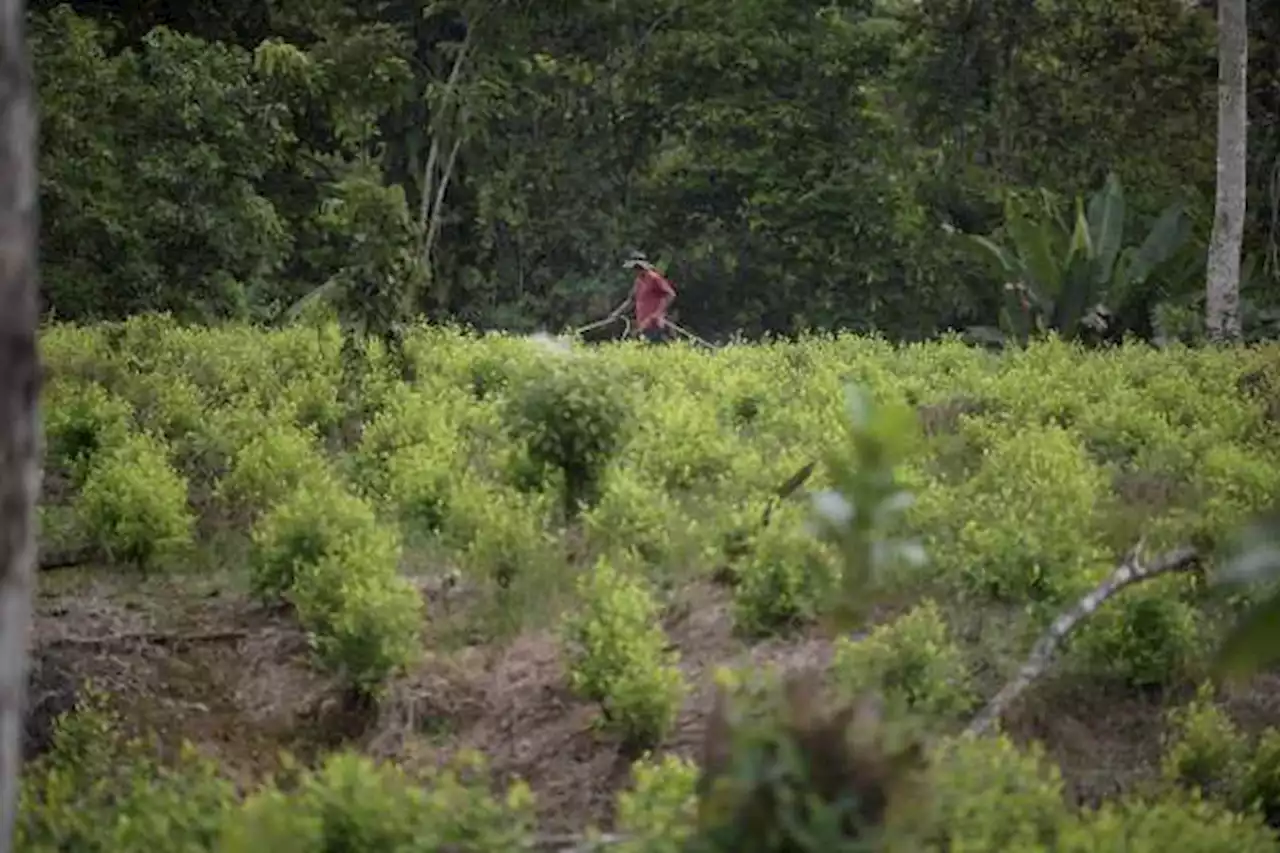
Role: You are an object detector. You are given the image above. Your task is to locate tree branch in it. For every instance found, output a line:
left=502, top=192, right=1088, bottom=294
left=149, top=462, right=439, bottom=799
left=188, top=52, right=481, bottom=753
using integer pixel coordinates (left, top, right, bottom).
left=39, top=630, right=248, bottom=651
left=966, top=542, right=1202, bottom=737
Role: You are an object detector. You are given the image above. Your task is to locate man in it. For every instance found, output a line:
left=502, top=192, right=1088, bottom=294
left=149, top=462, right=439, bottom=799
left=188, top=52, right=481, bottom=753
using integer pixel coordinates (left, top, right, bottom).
left=621, top=251, right=677, bottom=343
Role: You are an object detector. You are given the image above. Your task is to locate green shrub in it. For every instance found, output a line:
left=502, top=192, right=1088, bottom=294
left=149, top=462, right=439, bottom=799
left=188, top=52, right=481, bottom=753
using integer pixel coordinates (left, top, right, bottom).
left=1056, top=791, right=1277, bottom=851
left=1070, top=583, right=1204, bottom=688
left=506, top=356, right=632, bottom=516
left=922, top=734, right=1071, bottom=850
left=76, top=432, right=195, bottom=569
left=221, top=750, right=535, bottom=853
left=17, top=690, right=235, bottom=853
left=560, top=557, right=686, bottom=748
left=614, top=752, right=700, bottom=853
left=214, top=421, right=331, bottom=518
left=831, top=600, right=975, bottom=724
left=248, top=476, right=391, bottom=603
left=290, top=552, right=424, bottom=693
left=442, top=476, right=556, bottom=589
left=247, top=475, right=422, bottom=691
left=351, top=385, right=468, bottom=498
left=732, top=509, right=842, bottom=637
left=581, top=467, right=686, bottom=564
left=1240, top=727, right=1280, bottom=826
left=42, top=380, right=133, bottom=484
left=920, top=422, right=1111, bottom=603
left=627, top=395, right=739, bottom=492
left=383, top=441, right=459, bottom=534
left=1160, top=683, right=1247, bottom=801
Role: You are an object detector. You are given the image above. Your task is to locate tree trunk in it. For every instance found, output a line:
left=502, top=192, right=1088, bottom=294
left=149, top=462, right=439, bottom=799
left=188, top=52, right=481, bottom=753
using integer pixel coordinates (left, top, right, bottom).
left=1206, top=0, right=1248, bottom=343
left=0, top=0, right=40, bottom=849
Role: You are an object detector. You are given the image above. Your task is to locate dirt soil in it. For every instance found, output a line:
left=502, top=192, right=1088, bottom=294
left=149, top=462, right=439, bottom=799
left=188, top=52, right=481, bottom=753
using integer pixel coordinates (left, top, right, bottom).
left=24, top=567, right=1280, bottom=835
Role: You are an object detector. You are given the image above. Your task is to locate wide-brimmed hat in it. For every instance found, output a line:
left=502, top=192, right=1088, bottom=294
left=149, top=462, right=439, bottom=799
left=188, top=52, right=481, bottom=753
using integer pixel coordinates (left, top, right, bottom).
left=621, top=250, right=653, bottom=270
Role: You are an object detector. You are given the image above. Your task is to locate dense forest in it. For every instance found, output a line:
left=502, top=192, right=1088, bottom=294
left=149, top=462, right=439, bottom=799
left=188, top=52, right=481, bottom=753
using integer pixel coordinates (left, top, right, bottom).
left=29, top=0, right=1280, bottom=340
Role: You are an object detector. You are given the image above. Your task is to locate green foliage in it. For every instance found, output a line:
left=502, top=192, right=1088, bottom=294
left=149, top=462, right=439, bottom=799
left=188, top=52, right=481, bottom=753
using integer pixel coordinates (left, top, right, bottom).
left=689, top=669, right=927, bottom=852
left=506, top=355, right=632, bottom=516
left=614, top=753, right=700, bottom=853
left=731, top=508, right=842, bottom=637
left=1070, top=583, right=1204, bottom=688
left=214, top=420, right=331, bottom=518
left=290, top=552, right=425, bottom=693
left=1240, top=727, right=1280, bottom=826
left=34, top=6, right=293, bottom=321
left=1160, top=684, right=1247, bottom=800
left=560, top=557, right=686, bottom=748
left=249, top=476, right=422, bottom=691
left=1056, top=792, right=1278, bottom=851
left=923, top=735, right=1070, bottom=850
left=76, top=432, right=195, bottom=568
left=33, top=318, right=1280, bottom=848
left=42, top=380, right=134, bottom=484
left=248, top=476, right=388, bottom=602
left=17, top=690, right=236, bottom=853
left=809, top=386, right=927, bottom=625
left=921, top=421, right=1111, bottom=604
left=966, top=173, right=1190, bottom=343
left=223, top=751, right=535, bottom=853
left=831, top=600, right=976, bottom=724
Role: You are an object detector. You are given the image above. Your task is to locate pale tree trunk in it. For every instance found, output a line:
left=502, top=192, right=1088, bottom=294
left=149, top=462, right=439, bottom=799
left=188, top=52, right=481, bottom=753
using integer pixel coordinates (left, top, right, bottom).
left=0, top=0, right=40, bottom=850
left=1205, top=0, right=1248, bottom=343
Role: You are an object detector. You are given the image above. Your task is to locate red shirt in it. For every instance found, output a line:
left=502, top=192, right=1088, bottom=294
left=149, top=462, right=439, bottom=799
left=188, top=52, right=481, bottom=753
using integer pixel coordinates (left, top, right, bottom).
left=634, top=268, right=676, bottom=330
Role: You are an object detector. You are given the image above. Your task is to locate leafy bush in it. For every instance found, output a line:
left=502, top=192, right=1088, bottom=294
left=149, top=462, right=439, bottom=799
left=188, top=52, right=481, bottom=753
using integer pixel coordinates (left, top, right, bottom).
left=581, top=467, right=687, bottom=564
left=383, top=441, right=459, bottom=534
left=1070, top=582, right=1204, bottom=688
left=17, top=690, right=235, bottom=853
left=506, top=355, right=632, bottom=516
left=560, top=557, right=686, bottom=748
left=1240, top=727, right=1280, bottom=827
left=223, top=750, right=535, bottom=853
left=42, top=380, right=133, bottom=484
left=831, top=599, right=976, bottom=724
left=441, top=476, right=556, bottom=589
left=1056, top=792, right=1277, bottom=851
left=248, top=476, right=422, bottom=691
left=919, top=421, right=1111, bottom=603
left=290, top=552, right=425, bottom=693
left=923, top=734, right=1070, bottom=850
left=76, top=431, right=195, bottom=569
left=1160, top=683, right=1247, bottom=800
left=248, top=475, right=391, bottom=602
left=614, top=753, right=700, bottom=853
left=732, top=508, right=842, bottom=637
left=214, top=420, right=331, bottom=518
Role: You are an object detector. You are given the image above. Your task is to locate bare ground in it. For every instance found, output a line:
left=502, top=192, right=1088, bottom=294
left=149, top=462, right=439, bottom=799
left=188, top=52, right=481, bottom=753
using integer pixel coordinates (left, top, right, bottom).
left=24, top=564, right=1280, bottom=835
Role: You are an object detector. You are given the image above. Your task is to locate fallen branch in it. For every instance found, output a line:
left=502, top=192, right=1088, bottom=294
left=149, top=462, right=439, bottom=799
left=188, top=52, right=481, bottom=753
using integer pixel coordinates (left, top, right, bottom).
left=966, top=541, right=1201, bottom=737
left=40, top=629, right=247, bottom=651
left=37, top=547, right=95, bottom=572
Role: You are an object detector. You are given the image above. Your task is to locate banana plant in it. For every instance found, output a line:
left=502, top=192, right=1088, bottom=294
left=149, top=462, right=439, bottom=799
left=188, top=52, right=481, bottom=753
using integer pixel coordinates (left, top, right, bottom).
left=964, top=173, right=1190, bottom=345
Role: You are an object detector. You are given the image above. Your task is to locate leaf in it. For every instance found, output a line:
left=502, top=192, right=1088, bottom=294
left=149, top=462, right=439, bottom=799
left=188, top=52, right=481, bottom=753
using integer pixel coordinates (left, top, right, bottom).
left=1121, top=203, right=1189, bottom=292
left=966, top=234, right=1018, bottom=276
left=1003, top=201, right=1061, bottom=299
left=282, top=277, right=343, bottom=324
left=1086, top=172, right=1125, bottom=286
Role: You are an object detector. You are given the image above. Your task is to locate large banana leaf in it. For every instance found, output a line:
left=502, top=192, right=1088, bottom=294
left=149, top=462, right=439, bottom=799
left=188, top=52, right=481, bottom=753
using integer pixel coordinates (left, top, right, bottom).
left=1086, top=172, right=1126, bottom=287
left=1115, top=203, right=1189, bottom=292
left=1003, top=196, right=1063, bottom=299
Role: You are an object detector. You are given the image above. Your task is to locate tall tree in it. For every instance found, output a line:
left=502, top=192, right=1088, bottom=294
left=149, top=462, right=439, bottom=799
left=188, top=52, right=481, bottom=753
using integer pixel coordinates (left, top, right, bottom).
left=1206, top=0, right=1248, bottom=342
left=0, top=0, right=40, bottom=848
